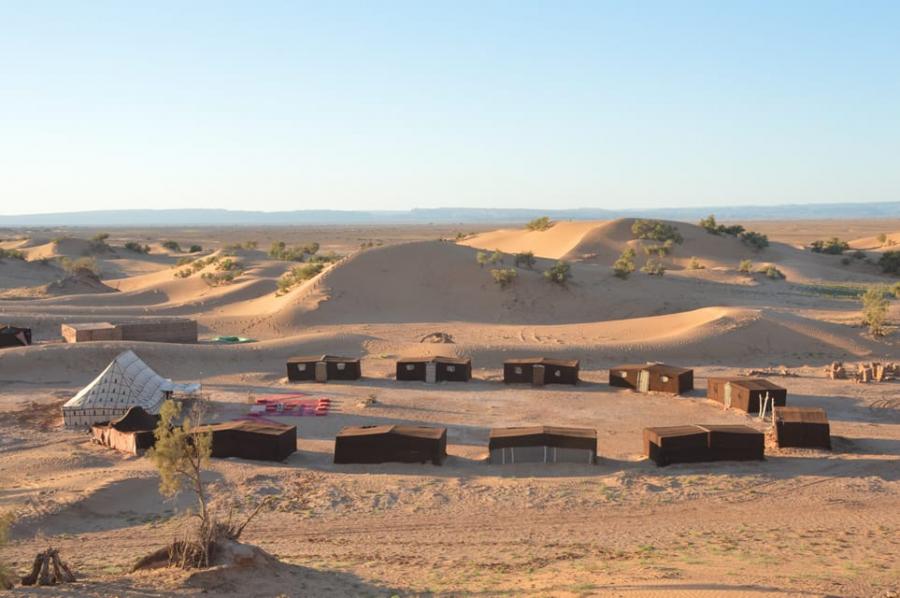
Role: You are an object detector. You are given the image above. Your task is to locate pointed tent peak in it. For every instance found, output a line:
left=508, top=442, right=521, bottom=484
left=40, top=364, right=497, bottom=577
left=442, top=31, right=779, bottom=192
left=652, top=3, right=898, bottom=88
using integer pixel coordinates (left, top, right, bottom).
left=62, top=350, right=199, bottom=428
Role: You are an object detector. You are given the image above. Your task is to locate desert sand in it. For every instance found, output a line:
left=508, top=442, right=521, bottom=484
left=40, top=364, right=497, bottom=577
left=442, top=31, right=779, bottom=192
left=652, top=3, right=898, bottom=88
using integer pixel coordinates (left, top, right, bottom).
left=0, top=218, right=898, bottom=597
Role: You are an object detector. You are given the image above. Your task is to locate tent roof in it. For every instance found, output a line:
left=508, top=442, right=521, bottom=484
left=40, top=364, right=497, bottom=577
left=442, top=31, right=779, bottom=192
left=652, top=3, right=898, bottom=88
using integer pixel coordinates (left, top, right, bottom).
left=396, top=355, right=470, bottom=365
left=489, top=426, right=596, bottom=439
left=63, top=350, right=199, bottom=415
left=708, top=377, right=785, bottom=391
left=336, top=425, right=446, bottom=439
left=504, top=357, right=580, bottom=368
left=774, top=406, right=828, bottom=424
left=288, top=354, right=359, bottom=363
left=612, top=363, right=691, bottom=375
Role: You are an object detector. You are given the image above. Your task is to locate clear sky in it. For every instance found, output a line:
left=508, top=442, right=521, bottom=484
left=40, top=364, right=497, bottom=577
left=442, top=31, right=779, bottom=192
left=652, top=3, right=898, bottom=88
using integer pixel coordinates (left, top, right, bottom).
left=2, top=1, right=899, bottom=214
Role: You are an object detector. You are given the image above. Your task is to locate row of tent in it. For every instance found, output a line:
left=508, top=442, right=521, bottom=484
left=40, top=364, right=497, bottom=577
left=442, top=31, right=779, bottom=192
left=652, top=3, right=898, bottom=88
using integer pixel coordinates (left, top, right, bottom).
left=62, top=351, right=792, bottom=429
left=92, top=408, right=831, bottom=466
left=288, top=356, right=700, bottom=389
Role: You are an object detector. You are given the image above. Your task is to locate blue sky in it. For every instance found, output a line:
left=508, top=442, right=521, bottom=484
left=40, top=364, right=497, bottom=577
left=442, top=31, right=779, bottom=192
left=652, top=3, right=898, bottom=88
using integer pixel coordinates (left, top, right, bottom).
left=1, top=1, right=899, bottom=214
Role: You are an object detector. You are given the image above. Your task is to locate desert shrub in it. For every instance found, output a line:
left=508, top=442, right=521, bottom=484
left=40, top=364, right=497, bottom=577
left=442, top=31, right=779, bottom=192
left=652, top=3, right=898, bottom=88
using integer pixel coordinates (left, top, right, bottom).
left=861, top=286, right=890, bottom=336
left=877, top=251, right=900, bottom=274
left=489, top=249, right=504, bottom=265
left=275, top=262, right=325, bottom=295
left=526, top=216, right=553, bottom=231
left=88, top=232, right=111, bottom=252
left=216, top=258, right=242, bottom=272
left=189, top=244, right=203, bottom=253
left=641, top=257, right=666, bottom=276
left=739, top=230, right=769, bottom=251
left=738, top=259, right=753, bottom=273
left=810, top=238, right=849, bottom=254
left=176, top=257, right=194, bottom=267
left=476, top=251, right=489, bottom=268
left=612, top=248, right=636, bottom=279
left=162, top=240, right=182, bottom=252
left=0, top=248, right=25, bottom=260
left=174, top=269, right=193, bottom=278
left=761, top=265, right=786, bottom=280
left=61, top=256, right=99, bottom=276
left=268, top=241, right=319, bottom=261
left=877, top=233, right=887, bottom=245
left=699, top=214, right=745, bottom=236
left=514, top=251, right=536, bottom=269
left=201, top=271, right=238, bottom=286
left=688, top=256, right=704, bottom=270
left=124, top=241, right=150, bottom=253
left=543, top=261, right=572, bottom=285
left=490, top=268, right=518, bottom=289
left=892, top=282, right=900, bottom=299
left=308, top=251, right=343, bottom=264
left=0, top=511, right=12, bottom=589
left=631, top=219, right=683, bottom=244
left=643, top=240, right=674, bottom=257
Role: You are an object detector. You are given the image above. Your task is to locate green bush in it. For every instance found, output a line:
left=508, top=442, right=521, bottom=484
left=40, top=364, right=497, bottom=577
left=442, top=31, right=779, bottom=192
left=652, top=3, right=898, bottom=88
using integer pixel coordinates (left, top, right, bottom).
left=543, top=261, right=572, bottom=285
left=189, top=244, right=202, bottom=253
left=643, top=240, right=674, bottom=257
left=861, top=286, right=889, bottom=336
left=809, top=238, right=849, bottom=254
left=688, top=256, right=704, bottom=270
left=761, top=265, right=785, bottom=280
left=61, top=256, right=99, bottom=276
left=738, top=259, right=753, bottom=273
left=275, top=262, right=326, bottom=295
left=124, top=241, right=150, bottom=253
left=489, top=249, right=504, bottom=265
left=698, top=214, right=745, bottom=236
left=476, top=251, right=489, bottom=268
left=0, top=248, right=25, bottom=260
left=514, top=251, right=536, bottom=269
left=892, top=282, right=900, bottom=299
left=877, top=233, right=887, bottom=245
left=308, top=251, right=343, bottom=264
left=631, top=219, right=683, bottom=244
left=877, top=251, right=900, bottom=274
left=268, top=240, right=320, bottom=261
left=641, top=257, right=665, bottom=276
left=739, top=230, right=769, bottom=251
left=162, top=240, right=182, bottom=252
left=612, top=248, right=636, bottom=279
left=525, top=216, right=553, bottom=231
left=490, top=268, right=518, bottom=289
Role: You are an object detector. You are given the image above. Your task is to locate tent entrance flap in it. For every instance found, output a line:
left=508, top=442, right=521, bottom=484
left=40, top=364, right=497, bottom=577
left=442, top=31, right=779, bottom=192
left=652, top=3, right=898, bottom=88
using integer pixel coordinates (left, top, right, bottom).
left=425, top=362, right=437, bottom=384
left=315, top=361, right=327, bottom=382
left=638, top=370, right=650, bottom=392
left=532, top=365, right=545, bottom=386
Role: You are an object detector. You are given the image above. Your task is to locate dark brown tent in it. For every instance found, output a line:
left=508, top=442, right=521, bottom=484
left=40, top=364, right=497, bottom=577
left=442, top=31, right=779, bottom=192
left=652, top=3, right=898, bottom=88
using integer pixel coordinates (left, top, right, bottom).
left=488, top=426, right=597, bottom=464
left=0, top=325, right=32, bottom=348
left=396, top=356, right=471, bottom=383
left=707, top=377, right=786, bottom=413
left=774, top=406, right=831, bottom=449
left=334, top=425, right=447, bottom=465
left=90, top=406, right=160, bottom=455
left=609, top=363, right=693, bottom=394
left=644, top=424, right=764, bottom=466
left=193, top=420, right=296, bottom=462
left=286, top=354, right=361, bottom=382
left=503, top=358, right=579, bottom=386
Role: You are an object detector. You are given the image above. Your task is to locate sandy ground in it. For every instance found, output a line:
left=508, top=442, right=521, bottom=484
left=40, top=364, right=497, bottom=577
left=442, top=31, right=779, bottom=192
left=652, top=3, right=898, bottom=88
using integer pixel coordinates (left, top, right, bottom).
left=0, top=219, right=899, bottom=597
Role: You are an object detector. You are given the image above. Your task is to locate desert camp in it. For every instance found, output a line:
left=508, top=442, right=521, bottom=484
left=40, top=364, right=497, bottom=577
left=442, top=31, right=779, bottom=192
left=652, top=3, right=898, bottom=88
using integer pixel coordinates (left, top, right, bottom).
left=61, top=350, right=201, bottom=427
left=774, top=406, right=832, bottom=450
left=0, top=325, right=31, bottom=348
left=2, top=5, right=900, bottom=591
left=395, top=355, right=472, bottom=383
left=192, top=420, right=297, bottom=462
left=286, top=354, right=361, bottom=382
left=90, top=406, right=160, bottom=455
left=488, top=426, right=597, bottom=464
left=503, top=357, right=579, bottom=385
left=707, top=377, right=787, bottom=413
left=333, top=425, right=448, bottom=465
left=609, top=363, right=694, bottom=394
